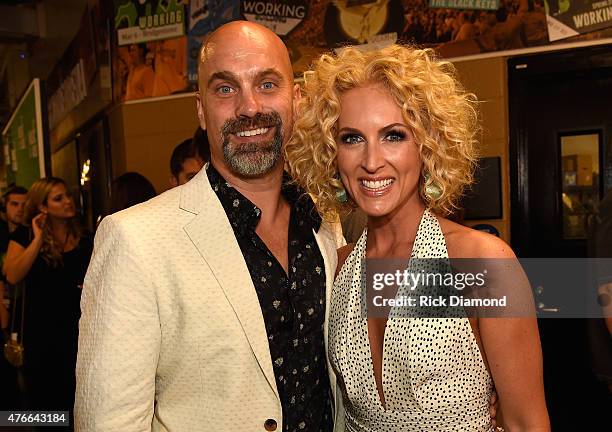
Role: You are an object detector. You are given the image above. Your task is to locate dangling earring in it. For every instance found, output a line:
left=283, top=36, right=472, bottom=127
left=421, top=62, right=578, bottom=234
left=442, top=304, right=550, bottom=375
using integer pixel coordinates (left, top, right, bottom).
left=334, top=175, right=348, bottom=203
left=335, top=186, right=348, bottom=203
left=423, top=172, right=442, bottom=201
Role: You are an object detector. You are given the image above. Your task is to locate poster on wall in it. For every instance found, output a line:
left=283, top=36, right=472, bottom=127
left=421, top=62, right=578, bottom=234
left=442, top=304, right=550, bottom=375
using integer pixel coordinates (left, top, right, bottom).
left=322, top=0, right=404, bottom=47
left=241, top=0, right=308, bottom=35
left=113, top=1, right=189, bottom=101
left=114, top=0, right=186, bottom=45
left=114, top=37, right=188, bottom=101
left=187, top=0, right=241, bottom=85
left=1, top=79, right=49, bottom=190
left=544, top=0, right=612, bottom=41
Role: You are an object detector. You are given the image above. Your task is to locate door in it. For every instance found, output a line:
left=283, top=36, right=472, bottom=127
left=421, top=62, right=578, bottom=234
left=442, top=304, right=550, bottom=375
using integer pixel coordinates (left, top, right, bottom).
left=509, top=46, right=612, bottom=430
left=76, top=117, right=112, bottom=231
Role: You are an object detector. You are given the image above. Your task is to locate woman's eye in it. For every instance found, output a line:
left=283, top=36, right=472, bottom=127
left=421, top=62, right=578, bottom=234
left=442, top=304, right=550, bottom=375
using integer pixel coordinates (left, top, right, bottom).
left=386, top=130, right=406, bottom=141
left=340, top=134, right=363, bottom=145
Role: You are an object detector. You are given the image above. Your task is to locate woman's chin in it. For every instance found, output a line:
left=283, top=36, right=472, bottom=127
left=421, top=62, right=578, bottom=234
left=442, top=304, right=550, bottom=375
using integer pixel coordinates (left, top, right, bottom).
left=358, top=204, right=394, bottom=219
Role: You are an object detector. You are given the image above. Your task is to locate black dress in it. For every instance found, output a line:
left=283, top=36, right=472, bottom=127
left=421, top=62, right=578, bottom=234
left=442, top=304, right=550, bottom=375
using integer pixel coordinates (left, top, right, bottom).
left=9, top=226, right=93, bottom=416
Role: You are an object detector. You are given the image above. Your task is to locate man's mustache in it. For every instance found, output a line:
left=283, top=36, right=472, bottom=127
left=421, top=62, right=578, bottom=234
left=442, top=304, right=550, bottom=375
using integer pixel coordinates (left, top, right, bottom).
left=221, top=112, right=282, bottom=136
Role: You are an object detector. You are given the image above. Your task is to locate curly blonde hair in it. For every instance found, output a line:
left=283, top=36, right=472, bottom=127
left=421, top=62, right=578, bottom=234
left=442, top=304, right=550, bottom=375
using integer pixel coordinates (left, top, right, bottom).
left=285, top=44, right=480, bottom=220
left=23, top=177, right=81, bottom=267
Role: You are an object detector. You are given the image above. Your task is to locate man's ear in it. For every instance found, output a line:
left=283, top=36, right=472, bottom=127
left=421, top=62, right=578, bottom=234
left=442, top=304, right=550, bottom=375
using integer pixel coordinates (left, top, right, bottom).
left=169, top=176, right=178, bottom=188
left=292, top=83, right=302, bottom=117
left=195, top=92, right=207, bottom=130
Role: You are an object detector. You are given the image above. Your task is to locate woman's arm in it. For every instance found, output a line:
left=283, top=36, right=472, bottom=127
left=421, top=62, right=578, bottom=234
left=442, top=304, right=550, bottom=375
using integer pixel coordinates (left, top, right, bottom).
left=3, top=214, right=45, bottom=284
left=4, top=238, right=42, bottom=284
left=477, top=235, right=550, bottom=431
left=480, top=317, right=549, bottom=431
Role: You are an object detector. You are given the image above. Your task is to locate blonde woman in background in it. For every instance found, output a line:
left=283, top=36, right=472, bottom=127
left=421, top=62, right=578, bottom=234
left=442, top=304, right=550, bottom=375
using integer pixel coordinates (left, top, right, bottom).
left=286, top=45, right=549, bottom=431
left=4, top=177, right=92, bottom=420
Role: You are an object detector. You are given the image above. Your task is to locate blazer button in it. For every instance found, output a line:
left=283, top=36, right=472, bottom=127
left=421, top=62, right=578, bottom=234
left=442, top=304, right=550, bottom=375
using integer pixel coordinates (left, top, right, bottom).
left=264, top=418, right=277, bottom=431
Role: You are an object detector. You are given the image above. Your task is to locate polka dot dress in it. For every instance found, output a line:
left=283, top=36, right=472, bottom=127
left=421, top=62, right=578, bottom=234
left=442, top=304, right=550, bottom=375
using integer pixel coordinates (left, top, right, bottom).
left=329, top=210, right=494, bottom=431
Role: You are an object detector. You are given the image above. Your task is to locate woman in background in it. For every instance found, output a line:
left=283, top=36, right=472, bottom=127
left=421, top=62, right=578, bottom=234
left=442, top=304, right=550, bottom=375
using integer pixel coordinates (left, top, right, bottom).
left=4, top=177, right=92, bottom=421
left=286, top=45, right=549, bottom=431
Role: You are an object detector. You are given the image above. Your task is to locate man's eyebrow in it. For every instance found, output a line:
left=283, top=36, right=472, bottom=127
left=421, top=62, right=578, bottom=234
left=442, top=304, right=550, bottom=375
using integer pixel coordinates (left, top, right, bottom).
left=256, top=68, right=285, bottom=81
left=207, top=71, right=239, bottom=88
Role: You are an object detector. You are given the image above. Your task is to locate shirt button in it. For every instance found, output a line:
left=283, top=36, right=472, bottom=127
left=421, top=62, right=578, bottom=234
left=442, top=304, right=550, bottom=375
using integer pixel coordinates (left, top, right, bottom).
left=264, top=418, right=277, bottom=431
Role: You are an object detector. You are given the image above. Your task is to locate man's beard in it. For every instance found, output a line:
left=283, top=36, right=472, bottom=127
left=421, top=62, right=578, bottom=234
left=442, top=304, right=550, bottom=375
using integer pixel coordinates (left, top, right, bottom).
left=220, top=112, right=283, bottom=177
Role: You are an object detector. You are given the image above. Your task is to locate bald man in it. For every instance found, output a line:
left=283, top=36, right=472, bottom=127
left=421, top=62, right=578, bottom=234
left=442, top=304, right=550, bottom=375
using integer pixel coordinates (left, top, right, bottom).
left=75, top=22, right=345, bottom=432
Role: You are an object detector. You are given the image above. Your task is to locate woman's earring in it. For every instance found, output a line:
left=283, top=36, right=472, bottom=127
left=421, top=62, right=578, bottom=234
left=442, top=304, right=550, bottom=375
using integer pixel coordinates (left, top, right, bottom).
left=423, top=173, right=442, bottom=201
left=335, top=186, right=348, bottom=203
left=334, top=174, right=349, bottom=203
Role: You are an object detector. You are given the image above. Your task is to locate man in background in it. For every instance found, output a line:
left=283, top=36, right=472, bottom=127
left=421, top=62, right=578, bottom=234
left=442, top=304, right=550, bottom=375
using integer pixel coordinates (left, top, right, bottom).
left=169, top=127, right=210, bottom=187
left=1, top=185, right=27, bottom=241
left=0, top=185, right=27, bottom=327
left=0, top=185, right=27, bottom=409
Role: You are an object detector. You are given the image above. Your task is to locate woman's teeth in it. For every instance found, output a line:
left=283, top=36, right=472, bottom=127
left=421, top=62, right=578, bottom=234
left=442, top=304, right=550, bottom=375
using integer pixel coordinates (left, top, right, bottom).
left=235, top=127, right=270, bottom=137
left=361, top=179, right=394, bottom=190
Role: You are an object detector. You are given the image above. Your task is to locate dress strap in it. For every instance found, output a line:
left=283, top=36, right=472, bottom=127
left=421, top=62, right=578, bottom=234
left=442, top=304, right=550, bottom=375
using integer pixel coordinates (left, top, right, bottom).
left=411, top=209, right=448, bottom=259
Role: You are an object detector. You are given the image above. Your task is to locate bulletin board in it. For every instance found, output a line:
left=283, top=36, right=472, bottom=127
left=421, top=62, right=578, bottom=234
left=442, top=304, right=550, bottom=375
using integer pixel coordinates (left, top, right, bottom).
left=1, top=78, right=50, bottom=189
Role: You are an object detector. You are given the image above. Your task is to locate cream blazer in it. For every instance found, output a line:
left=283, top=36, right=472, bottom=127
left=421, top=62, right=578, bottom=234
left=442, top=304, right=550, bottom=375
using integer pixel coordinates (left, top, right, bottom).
left=75, top=169, right=346, bottom=431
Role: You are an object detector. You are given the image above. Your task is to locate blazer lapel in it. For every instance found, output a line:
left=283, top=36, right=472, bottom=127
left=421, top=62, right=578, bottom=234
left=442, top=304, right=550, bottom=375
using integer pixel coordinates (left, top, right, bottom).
left=180, top=169, right=279, bottom=400
left=314, top=221, right=343, bottom=417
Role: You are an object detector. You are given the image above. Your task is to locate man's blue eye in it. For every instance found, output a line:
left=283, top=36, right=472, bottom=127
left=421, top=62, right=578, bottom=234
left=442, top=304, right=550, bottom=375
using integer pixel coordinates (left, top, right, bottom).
left=219, top=86, right=233, bottom=94
left=262, top=82, right=275, bottom=90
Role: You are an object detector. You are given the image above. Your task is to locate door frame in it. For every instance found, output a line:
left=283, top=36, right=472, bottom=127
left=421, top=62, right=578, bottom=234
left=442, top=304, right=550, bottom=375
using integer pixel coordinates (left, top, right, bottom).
left=508, top=44, right=612, bottom=256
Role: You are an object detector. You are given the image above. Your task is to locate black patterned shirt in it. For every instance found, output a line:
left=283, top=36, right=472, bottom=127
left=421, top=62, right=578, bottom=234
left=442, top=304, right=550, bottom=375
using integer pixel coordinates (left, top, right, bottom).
left=207, top=163, right=333, bottom=432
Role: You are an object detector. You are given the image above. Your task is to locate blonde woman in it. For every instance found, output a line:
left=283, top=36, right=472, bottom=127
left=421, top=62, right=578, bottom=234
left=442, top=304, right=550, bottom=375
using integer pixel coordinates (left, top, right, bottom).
left=286, top=45, right=549, bottom=431
left=4, top=177, right=92, bottom=415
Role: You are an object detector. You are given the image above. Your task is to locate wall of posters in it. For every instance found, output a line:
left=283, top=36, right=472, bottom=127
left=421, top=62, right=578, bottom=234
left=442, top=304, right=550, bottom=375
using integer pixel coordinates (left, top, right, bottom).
left=279, top=0, right=611, bottom=71
left=112, top=0, right=612, bottom=101
left=1, top=79, right=49, bottom=189
left=238, top=0, right=553, bottom=73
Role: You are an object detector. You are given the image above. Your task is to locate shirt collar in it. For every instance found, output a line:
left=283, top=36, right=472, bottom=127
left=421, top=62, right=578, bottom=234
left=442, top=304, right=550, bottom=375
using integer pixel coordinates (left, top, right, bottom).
left=206, top=163, right=322, bottom=237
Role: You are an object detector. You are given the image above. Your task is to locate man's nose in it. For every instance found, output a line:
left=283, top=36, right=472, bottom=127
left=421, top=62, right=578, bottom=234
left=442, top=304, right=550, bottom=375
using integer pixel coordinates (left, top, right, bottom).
left=235, top=88, right=262, bottom=119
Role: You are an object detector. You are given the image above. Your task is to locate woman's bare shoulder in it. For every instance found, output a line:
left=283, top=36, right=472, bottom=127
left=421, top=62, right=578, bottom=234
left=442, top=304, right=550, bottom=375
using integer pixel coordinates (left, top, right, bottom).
left=438, top=218, right=515, bottom=259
